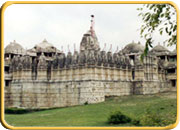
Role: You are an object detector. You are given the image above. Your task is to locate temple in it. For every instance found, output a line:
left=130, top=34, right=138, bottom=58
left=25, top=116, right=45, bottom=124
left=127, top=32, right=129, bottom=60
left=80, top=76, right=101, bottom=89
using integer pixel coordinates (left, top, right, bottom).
left=4, top=16, right=177, bottom=108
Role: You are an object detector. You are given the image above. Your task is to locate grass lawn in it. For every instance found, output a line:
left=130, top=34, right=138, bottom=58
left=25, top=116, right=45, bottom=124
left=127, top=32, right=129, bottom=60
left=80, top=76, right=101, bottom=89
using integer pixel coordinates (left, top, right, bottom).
left=5, top=91, right=177, bottom=127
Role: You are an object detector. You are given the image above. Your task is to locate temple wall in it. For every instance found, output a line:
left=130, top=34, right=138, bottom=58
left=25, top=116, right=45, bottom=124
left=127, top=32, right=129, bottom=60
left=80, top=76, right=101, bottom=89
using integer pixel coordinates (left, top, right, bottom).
left=132, top=81, right=171, bottom=95
left=11, top=67, right=133, bottom=82
left=104, top=81, right=132, bottom=97
left=5, top=66, right=170, bottom=109
left=5, top=80, right=105, bottom=108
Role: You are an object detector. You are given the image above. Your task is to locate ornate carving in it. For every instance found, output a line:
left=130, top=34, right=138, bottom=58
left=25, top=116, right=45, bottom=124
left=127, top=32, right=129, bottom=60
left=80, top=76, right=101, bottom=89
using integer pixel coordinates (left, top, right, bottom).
left=59, top=53, right=66, bottom=68
left=134, top=55, right=143, bottom=67
left=38, top=53, right=47, bottom=69
left=66, top=52, right=72, bottom=67
left=101, top=51, right=108, bottom=67
left=23, top=55, right=32, bottom=69
left=125, top=55, right=131, bottom=65
left=78, top=50, right=86, bottom=66
left=47, top=60, right=52, bottom=70
left=17, top=56, right=24, bottom=70
left=32, top=57, right=38, bottom=71
left=125, top=55, right=131, bottom=68
left=87, top=49, right=96, bottom=65
left=52, top=55, right=59, bottom=69
left=107, top=52, right=114, bottom=67
left=113, top=53, right=120, bottom=68
left=119, top=54, right=126, bottom=68
left=94, top=50, right=101, bottom=66
left=72, top=51, right=79, bottom=66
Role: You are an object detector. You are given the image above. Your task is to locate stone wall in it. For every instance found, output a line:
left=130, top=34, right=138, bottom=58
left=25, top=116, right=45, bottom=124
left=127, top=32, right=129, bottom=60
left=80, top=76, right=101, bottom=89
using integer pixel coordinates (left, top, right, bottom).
left=5, top=80, right=105, bottom=109
left=131, top=81, right=171, bottom=95
left=5, top=66, right=170, bottom=109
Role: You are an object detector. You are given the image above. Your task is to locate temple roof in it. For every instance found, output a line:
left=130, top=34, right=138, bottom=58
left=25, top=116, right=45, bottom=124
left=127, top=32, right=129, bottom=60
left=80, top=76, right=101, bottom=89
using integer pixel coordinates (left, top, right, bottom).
left=35, top=39, right=53, bottom=49
left=169, top=48, right=177, bottom=56
left=5, top=40, right=25, bottom=55
left=150, top=44, right=170, bottom=53
left=172, top=48, right=177, bottom=53
left=33, top=39, right=59, bottom=53
left=122, top=41, right=145, bottom=54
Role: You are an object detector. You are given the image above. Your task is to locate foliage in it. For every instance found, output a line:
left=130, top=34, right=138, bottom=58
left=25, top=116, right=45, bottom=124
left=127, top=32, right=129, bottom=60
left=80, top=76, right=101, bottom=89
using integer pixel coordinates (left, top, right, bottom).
left=138, top=4, right=177, bottom=57
left=5, top=108, right=32, bottom=114
left=84, top=101, right=88, bottom=105
left=5, top=108, right=47, bottom=114
left=108, top=111, right=131, bottom=124
left=140, top=108, right=177, bottom=126
left=131, top=119, right=141, bottom=126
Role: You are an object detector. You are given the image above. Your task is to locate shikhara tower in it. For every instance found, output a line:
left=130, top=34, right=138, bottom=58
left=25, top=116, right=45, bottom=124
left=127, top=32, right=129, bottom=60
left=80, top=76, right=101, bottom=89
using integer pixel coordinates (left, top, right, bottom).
left=80, top=15, right=100, bottom=51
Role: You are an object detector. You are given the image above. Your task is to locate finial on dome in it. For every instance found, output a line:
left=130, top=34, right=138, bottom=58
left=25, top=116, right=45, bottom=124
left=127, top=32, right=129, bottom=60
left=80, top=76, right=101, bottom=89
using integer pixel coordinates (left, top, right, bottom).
left=43, top=39, right=47, bottom=42
left=13, top=40, right=16, bottom=43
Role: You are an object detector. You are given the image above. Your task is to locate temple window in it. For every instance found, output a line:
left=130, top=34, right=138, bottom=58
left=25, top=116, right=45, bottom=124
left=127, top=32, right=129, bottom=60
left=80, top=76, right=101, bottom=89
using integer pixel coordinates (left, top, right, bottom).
left=5, top=80, right=10, bottom=87
left=5, top=66, right=10, bottom=73
left=167, top=68, right=175, bottom=74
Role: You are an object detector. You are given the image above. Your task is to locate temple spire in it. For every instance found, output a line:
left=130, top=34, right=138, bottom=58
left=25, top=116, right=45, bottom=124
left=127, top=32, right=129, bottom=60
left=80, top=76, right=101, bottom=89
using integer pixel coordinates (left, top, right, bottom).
left=90, top=15, right=95, bottom=37
left=115, top=46, right=119, bottom=53
left=68, top=44, right=70, bottom=52
left=74, top=43, right=76, bottom=52
left=61, top=46, right=63, bottom=53
left=103, top=43, right=106, bottom=51
left=109, top=44, right=112, bottom=52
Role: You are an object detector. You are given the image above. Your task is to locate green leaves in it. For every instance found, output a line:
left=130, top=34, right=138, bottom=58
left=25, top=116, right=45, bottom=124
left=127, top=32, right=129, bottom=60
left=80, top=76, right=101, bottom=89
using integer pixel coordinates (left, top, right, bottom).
left=165, top=27, right=168, bottom=33
left=173, top=25, right=177, bottom=32
left=138, top=4, right=177, bottom=60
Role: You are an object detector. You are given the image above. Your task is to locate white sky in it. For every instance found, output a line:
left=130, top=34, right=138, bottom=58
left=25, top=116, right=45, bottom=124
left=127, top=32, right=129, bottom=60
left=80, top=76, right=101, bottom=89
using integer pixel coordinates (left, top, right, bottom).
left=4, top=4, right=176, bottom=53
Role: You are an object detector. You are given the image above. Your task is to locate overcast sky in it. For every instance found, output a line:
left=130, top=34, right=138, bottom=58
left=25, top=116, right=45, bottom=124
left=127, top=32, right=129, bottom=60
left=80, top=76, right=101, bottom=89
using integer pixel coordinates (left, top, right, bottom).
left=4, top=4, right=176, bottom=53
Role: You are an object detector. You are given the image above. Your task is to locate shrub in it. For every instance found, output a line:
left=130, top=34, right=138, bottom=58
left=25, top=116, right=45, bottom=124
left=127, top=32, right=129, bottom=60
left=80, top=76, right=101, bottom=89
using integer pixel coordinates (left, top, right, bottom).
left=140, top=109, right=176, bottom=126
left=108, top=111, right=131, bottom=124
left=5, top=108, right=48, bottom=114
left=5, top=108, right=31, bottom=114
left=84, top=101, right=88, bottom=105
left=131, top=119, right=141, bottom=126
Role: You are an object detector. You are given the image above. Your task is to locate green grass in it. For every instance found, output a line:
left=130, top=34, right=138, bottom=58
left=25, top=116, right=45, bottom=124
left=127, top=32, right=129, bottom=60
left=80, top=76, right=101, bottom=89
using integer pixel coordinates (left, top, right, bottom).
left=5, top=91, right=177, bottom=127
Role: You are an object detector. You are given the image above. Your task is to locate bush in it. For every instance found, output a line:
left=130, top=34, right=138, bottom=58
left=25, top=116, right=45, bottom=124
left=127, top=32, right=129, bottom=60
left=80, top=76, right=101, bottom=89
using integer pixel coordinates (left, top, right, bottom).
left=5, top=108, right=31, bottom=114
left=5, top=108, right=48, bottom=114
left=108, top=111, right=131, bottom=124
left=131, top=119, right=141, bottom=126
left=84, top=101, right=88, bottom=105
left=140, top=109, right=176, bottom=126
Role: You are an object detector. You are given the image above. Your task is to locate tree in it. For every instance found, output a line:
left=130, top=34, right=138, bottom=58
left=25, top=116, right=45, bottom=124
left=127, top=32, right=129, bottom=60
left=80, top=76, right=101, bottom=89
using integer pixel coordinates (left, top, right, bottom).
left=138, top=4, right=177, bottom=59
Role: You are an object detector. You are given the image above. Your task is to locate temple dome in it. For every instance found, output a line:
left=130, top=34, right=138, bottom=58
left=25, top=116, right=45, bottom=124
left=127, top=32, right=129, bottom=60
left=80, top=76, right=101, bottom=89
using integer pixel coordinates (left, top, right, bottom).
left=172, top=48, right=176, bottom=53
left=169, top=48, right=177, bottom=56
left=33, top=39, right=57, bottom=53
left=150, top=44, right=170, bottom=53
left=122, top=41, right=144, bottom=54
left=35, top=39, right=53, bottom=49
left=5, top=40, right=25, bottom=55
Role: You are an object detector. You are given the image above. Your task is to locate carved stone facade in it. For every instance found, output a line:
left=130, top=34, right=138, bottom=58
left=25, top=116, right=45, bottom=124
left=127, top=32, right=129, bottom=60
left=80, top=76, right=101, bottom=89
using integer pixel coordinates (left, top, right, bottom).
left=4, top=18, right=177, bottom=109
